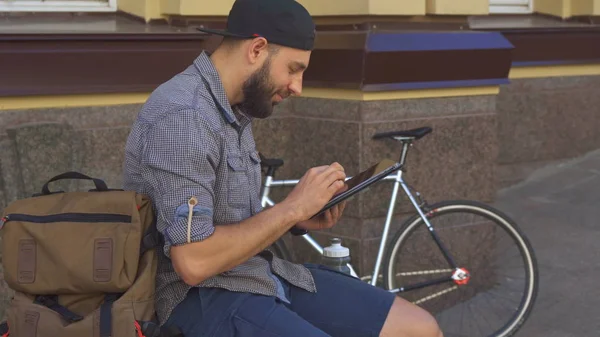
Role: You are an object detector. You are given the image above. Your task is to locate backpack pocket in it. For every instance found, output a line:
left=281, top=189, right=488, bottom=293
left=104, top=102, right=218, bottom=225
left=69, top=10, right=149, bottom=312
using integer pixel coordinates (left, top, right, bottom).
left=6, top=292, right=95, bottom=337
left=5, top=292, right=145, bottom=337
left=1, top=192, right=143, bottom=295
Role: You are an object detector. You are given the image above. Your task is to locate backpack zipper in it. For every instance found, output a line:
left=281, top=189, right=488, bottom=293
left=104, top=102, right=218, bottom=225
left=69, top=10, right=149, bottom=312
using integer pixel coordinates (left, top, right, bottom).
left=1, top=213, right=131, bottom=225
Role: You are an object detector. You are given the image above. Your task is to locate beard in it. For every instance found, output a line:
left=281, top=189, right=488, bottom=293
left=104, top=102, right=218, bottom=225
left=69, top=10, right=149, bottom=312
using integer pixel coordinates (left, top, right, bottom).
left=238, top=57, right=282, bottom=119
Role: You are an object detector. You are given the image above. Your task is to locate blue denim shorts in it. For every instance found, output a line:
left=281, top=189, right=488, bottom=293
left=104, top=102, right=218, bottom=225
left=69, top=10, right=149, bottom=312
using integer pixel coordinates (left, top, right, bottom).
left=164, top=263, right=396, bottom=337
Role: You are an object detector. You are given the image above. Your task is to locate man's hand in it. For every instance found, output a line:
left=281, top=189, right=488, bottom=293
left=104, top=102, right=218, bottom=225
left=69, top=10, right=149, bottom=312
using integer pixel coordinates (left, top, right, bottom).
left=281, top=162, right=347, bottom=223
left=296, top=199, right=347, bottom=231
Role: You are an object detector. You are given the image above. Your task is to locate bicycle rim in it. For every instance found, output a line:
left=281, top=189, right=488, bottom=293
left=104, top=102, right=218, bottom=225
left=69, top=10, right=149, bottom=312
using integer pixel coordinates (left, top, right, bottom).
left=383, top=200, right=538, bottom=337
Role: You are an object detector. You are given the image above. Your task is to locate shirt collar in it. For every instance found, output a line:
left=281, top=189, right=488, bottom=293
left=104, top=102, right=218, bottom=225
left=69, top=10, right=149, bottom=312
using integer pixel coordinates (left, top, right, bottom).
left=194, top=51, right=253, bottom=127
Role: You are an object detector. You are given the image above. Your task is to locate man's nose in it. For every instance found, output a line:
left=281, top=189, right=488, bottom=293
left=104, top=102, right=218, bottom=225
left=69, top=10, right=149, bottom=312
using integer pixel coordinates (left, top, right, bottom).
left=289, top=77, right=303, bottom=96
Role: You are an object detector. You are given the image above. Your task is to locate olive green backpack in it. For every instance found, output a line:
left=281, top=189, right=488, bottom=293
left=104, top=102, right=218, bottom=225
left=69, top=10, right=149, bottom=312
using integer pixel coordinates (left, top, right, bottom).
left=0, top=172, right=182, bottom=337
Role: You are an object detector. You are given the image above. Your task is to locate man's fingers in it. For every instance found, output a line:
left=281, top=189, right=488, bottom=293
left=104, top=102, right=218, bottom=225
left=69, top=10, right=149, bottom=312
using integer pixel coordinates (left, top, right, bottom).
left=338, top=201, right=346, bottom=216
left=323, top=208, right=333, bottom=225
left=333, top=203, right=341, bottom=219
left=339, top=200, right=347, bottom=213
left=307, top=165, right=331, bottom=177
left=328, top=179, right=345, bottom=194
left=329, top=162, right=345, bottom=172
left=318, top=162, right=345, bottom=179
left=310, top=163, right=343, bottom=176
left=324, top=169, right=346, bottom=187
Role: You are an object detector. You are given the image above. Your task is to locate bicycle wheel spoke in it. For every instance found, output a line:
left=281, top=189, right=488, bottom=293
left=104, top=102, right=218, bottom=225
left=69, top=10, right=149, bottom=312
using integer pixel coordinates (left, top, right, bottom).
left=482, top=289, right=516, bottom=317
left=385, top=201, right=537, bottom=337
left=465, top=301, right=478, bottom=335
left=398, top=269, right=453, bottom=276
left=495, top=250, right=528, bottom=263
left=486, top=288, right=521, bottom=310
left=413, top=286, right=458, bottom=305
left=459, top=300, right=466, bottom=336
left=469, top=299, right=495, bottom=334
left=445, top=332, right=471, bottom=337
left=493, top=261, right=527, bottom=270
left=479, top=291, right=510, bottom=331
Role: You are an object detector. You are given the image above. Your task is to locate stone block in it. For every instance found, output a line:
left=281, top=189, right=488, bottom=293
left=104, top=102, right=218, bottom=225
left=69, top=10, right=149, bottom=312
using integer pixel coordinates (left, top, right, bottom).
left=0, top=263, right=14, bottom=322
left=497, top=80, right=600, bottom=165
left=72, top=127, right=132, bottom=190
left=292, top=97, right=361, bottom=121
left=6, top=122, right=76, bottom=197
left=502, top=75, right=600, bottom=95
left=361, top=114, right=498, bottom=218
left=320, top=216, right=363, bottom=241
left=360, top=95, right=496, bottom=122
left=0, top=136, right=23, bottom=209
left=0, top=104, right=142, bottom=137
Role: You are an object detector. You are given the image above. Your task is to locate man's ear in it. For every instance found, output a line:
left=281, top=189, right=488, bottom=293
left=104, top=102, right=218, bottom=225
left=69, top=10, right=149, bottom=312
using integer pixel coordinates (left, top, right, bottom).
left=247, top=37, right=269, bottom=65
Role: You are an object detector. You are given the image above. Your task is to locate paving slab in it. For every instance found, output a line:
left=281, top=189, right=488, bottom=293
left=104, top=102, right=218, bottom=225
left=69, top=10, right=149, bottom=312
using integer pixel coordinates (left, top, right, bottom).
left=493, top=149, right=600, bottom=337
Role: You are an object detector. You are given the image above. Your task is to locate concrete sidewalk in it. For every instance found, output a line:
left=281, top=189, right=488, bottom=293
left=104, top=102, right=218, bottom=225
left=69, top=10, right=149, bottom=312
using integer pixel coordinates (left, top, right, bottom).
left=492, top=149, right=600, bottom=337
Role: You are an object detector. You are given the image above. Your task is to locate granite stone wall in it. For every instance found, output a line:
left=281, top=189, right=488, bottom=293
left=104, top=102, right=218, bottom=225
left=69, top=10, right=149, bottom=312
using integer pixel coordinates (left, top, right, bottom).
left=496, top=75, right=600, bottom=188
left=253, top=95, right=499, bottom=276
left=0, top=74, right=599, bottom=318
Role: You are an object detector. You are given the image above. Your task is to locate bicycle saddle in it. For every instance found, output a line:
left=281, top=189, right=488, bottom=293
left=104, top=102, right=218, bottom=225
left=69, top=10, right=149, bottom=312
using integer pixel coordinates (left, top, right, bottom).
left=258, top=152, right=284, bottom=168
left=372, top=126, right=433, bottom=141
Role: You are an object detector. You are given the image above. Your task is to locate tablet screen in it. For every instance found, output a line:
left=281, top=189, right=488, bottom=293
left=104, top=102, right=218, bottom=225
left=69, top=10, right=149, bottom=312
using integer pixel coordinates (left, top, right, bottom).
left=343, top=159, right=398, bottom=192
left=314, top=159, right=402, bottom=217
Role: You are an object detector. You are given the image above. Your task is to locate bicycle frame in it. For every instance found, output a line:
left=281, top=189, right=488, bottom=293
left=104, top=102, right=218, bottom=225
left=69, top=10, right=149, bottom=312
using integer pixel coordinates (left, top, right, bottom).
left=260, top=141, right=459, bottom=291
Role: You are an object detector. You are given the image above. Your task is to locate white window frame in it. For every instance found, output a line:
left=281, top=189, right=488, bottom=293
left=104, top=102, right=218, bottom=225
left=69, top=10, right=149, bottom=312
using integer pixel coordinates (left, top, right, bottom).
left=490, top=0, right=533, bottom=14
left=0, top=0, right=116, bottom=12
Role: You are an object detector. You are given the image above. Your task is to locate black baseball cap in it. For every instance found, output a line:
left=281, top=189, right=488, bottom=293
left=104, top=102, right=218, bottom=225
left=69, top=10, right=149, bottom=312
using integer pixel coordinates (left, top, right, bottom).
left=196, top=0, right=316, bottom=51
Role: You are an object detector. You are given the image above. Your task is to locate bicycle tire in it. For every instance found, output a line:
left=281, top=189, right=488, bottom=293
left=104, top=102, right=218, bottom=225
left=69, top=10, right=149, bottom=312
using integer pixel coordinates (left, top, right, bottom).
left=383, top=200, right=538, bottom=337
left=269, top=238, right=293, bottom=262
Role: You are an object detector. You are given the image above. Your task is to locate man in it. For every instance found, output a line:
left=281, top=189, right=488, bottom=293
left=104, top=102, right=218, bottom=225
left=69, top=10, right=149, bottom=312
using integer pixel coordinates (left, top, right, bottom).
left=123, top=0, right=443, bottom=336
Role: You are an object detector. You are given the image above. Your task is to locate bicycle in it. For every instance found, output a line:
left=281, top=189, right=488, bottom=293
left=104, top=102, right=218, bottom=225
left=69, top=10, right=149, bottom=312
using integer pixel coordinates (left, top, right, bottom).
left=259, top=126, right=538, bottom=337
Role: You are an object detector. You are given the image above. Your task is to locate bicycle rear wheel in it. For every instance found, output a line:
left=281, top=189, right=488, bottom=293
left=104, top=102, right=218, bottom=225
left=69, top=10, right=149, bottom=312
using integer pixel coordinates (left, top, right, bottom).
left=383, top=200, right=538, bottom=337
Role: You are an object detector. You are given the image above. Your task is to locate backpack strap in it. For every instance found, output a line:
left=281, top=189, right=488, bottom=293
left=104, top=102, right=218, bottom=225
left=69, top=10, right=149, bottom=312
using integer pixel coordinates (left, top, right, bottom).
left=135, top=320, right=184, bottom=337
left=34, top=293, right=121, bottom=337
left=140, top=218, right=162, bottom=256
left=99, top=293, right=121, bottom=337
left=34, top=295, right=84, bottom=323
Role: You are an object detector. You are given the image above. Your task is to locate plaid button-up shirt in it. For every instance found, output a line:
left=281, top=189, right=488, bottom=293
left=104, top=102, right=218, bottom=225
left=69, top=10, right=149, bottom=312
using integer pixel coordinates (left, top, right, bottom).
left=123, top=51, right=316, bottom=325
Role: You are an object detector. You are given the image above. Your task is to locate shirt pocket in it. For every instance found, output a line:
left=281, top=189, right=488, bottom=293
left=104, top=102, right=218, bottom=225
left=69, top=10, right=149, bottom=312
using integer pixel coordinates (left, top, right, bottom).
left=249, top=150, right=262, bottom=186
left=248, top=150, right=264, bottom=213
left=227, top=153, right=250, bottom=208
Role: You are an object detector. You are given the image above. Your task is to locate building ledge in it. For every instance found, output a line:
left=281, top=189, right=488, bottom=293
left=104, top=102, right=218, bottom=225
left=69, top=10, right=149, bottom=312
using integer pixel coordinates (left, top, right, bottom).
left=1, top=12, right=600, bottom=98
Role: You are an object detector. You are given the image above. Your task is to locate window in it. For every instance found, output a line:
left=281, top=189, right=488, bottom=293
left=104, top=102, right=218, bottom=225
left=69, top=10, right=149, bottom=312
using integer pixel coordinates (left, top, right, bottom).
left=0, top=0, right=117, bottom=12
left=490, top=0, right=533, bottom=13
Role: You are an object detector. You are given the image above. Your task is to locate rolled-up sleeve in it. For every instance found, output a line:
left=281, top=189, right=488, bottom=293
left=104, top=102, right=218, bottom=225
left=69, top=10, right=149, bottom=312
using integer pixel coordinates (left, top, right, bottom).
left=140, top=109, right=219, bottom=258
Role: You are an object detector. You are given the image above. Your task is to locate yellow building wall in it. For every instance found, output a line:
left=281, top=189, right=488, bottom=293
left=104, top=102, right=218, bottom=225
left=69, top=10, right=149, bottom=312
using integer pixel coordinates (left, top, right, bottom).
left=296, top=0, right=369, bottom=16
left=146, top=0, right=163, bottom=21
left=534, top=0, right=568, bottom=17
left=121, top=0, right=600, bottom=21
left=368, top=0, right=425, bottom=15
left=160, top=0, right=425, bottom=16
left=569, top=0, right=600, bottom=15
left=118, top=0, right=163, bottom=22
left=534, top=0, right=599, bottom=18
left=161, top=0, right=235, bottom=16
left=427, top=0, right=489, bottom=15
